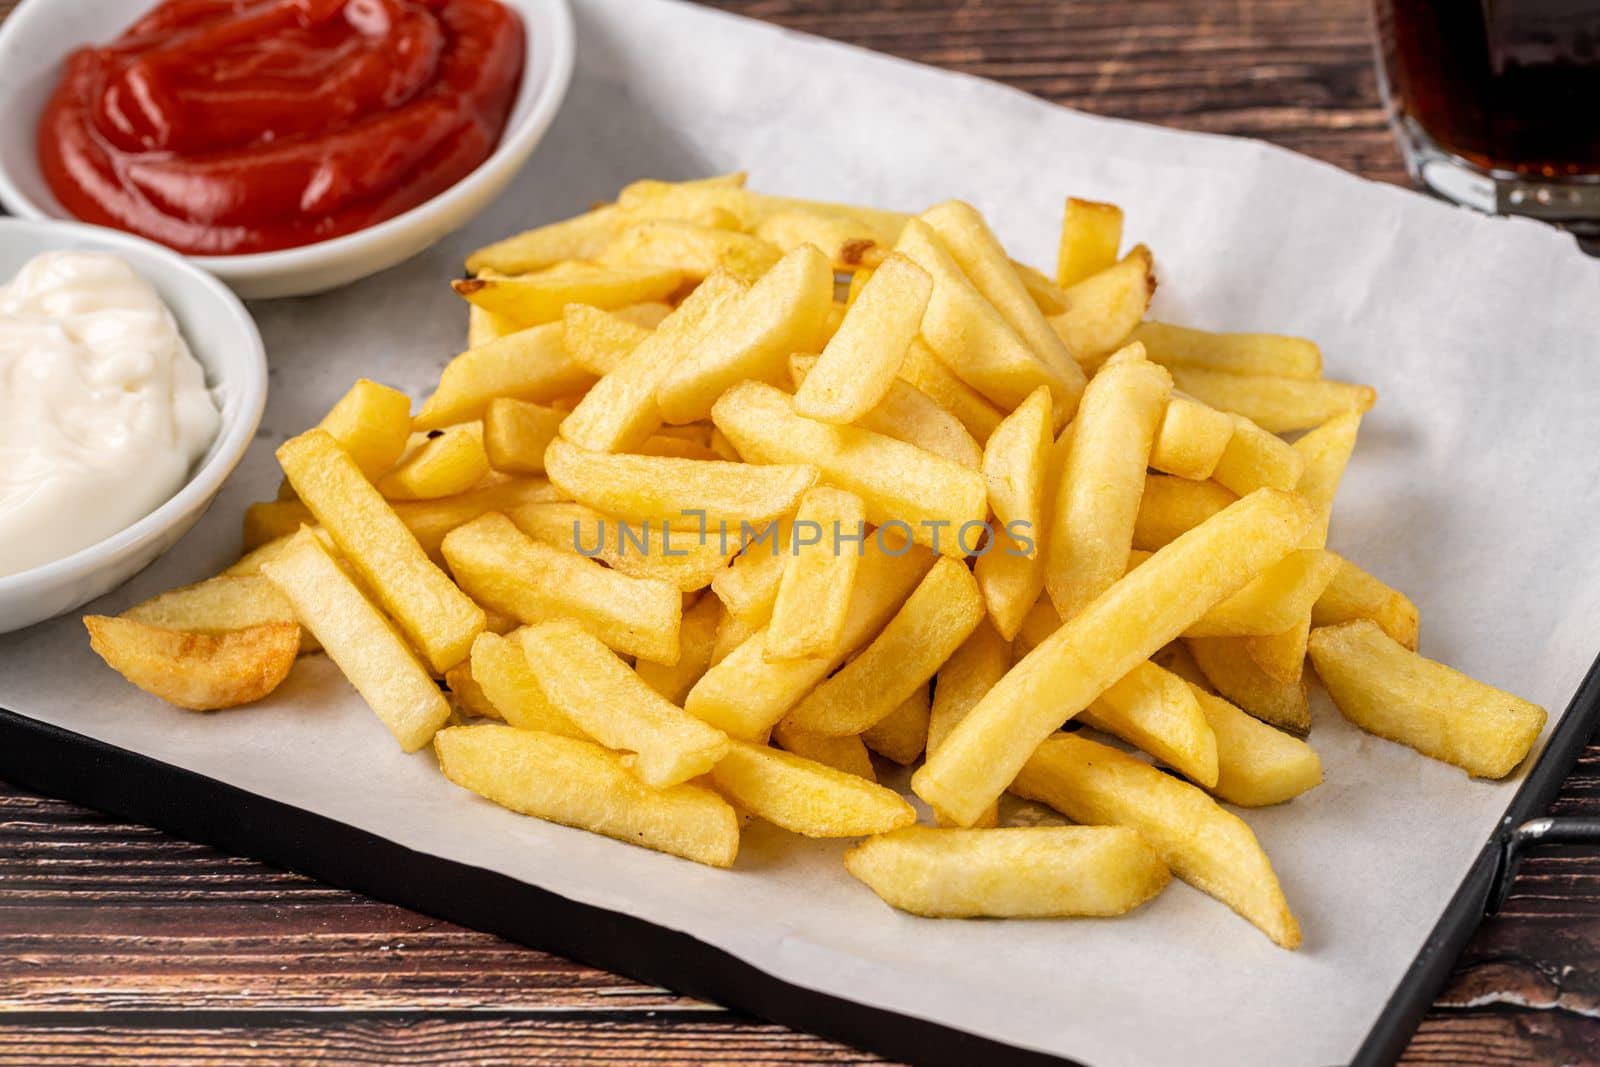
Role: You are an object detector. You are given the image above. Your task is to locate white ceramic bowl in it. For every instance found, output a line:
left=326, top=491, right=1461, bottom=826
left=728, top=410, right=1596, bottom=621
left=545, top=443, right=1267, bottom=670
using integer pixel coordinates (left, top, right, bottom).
left=0, top=218, right=267, bottom=634
left=0, top=0, right=574, bottom=299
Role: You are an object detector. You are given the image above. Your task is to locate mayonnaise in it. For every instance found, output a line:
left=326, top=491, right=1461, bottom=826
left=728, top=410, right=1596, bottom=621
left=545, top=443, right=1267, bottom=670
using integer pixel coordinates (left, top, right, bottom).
left=0, top=252, right=220, bottom=577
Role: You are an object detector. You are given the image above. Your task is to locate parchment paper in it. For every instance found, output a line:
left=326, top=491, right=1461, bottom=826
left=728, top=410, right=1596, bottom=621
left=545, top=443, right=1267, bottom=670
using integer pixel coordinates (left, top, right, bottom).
left=5, top=2, right=1600, bottom=1064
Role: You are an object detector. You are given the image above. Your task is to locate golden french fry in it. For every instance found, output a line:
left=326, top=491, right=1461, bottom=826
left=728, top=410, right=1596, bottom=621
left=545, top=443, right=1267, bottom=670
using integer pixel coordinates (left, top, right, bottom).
left=483, top=399, right=565, bottom=475
left=1210, top=413, right=1304, bottom=495
left=765, top=487, right=866, bottom=661
left=1308, top=620, right=1546, bottom=779
left=1014, top=732, right=1301, bottom=948
left=517, top=621, right=729, bottom=789
left=560, top=272, right=747, bottom=452
left=1130, top=322, right=1322, bottom=380
left=560, top=304, right=650, bottom=377
left=982, top=385, right=1053, bottom=541
left=1168, top=367, right=1375, bottom=434
left=444, top=660, right=500, bottom=721
left=599, top=220, right=782, bottom=282
left=793, top=253, right=931, bottom=423
left=897, top=339, right=1006, bottom=443
left=655, top=245, right=835, bottom=424
left=711, top=382, right=987, bottom=555
left=1055, top=197, right=1124, bottom=288
left=711, top=607, right=761, bottom=667
left=452, top=264, right=684, bottom=329
left=862, top=686, right=932, bottom=765
left=752, top=209, right=893, bottom=270
left=784, top=557, right=984, bottom=737
left=1081, top=660, right=1219, bottom=787
left=920, top=200, right=1084, bottom=386
left=1192, top=683, right=1323, bottom=807
left=711, top=521, right=790, bottom=626
left=1152, top=640, right=1213, bottom=691
left=377, top=426, right=490, bottom=500
left=468, top=304, right=523, bottom=348
left=83, top=615, right=299, bottom=712
left=1045, top=350, right=1172, bottom=619
left=260, top=529, right=450, bottom=749
left=278, top=430, right=485, bottom=673
left=1011, top=259, right=1068, bottom=315
left=1132, top=474, right=1237, bottom=551
left=636, top=592, right=724, bottom=704
left=707, top=740, right=915, bottom=838
left=509, top=500, right=734, bottom=593
left=913, top=488, right=1311, bottom=827
left=1010, top=593, right=1063, bottom=659
left=896, top=218, right=1082, bottom=416
left=315, top=379, right=413, bottom=480
left=1185, top=635, right=1311, bottom=735
left=1183, top=549, right=1341, bottom=638
left=1294, top=412, right=1362, bottom=548
left=545, top=438, right=815, bottom=530
left=435, top=724, right=740, bottom=868
left=466, top=204, right=628, bottom=275
left=846, top=826, right=1170, bottom=919
left=121, top=574, right=314, bottom=653
left=634, top=433, right=722, bottom=462
left=929, top=620, right=1009, bottom=758
left=417, top=322, right=594, bottom=430
left=771, top=720, right=877, bottom=780
left=1312, top=554, right=1420, bottom=650
left=468, top=631, right=587, bottom=738
left=1150, top=396, right=1234, bottom=481
left=1049, top=246, right=1154, bottom=369
left=974, top=533, right=1045, bottom=643
left=791, top=355, right=981, bottom=469
left=441, top=513, right=680, bottom=665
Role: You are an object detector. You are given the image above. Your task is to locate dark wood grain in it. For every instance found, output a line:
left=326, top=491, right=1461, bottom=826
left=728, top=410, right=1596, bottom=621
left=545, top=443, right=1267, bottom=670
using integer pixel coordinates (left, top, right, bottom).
left=3, top=0, right=1597, bottom=1065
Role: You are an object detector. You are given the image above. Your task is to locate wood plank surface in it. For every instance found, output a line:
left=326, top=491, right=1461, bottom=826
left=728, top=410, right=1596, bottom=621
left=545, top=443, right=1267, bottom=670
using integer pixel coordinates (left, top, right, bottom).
left=2, top=0, right=1597, bottom=1065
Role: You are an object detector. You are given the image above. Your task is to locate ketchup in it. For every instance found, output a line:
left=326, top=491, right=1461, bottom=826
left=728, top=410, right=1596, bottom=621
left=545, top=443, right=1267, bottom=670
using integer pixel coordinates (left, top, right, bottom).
left=38, top=0, right=524, bottom=255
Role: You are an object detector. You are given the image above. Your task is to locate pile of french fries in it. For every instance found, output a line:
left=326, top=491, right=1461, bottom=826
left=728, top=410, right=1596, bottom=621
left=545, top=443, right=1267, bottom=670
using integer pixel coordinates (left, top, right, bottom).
left=85, top=174, right=1549, bottom=950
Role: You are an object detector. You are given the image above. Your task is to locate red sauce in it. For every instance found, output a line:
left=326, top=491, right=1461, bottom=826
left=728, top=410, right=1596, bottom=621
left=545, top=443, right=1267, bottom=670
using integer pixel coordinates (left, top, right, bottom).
left=38, top=0, right=525, bottom=255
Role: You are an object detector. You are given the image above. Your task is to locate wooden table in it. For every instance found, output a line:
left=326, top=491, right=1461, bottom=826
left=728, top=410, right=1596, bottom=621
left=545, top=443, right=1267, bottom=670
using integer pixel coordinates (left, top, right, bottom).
left=3, top=1, right=1598, bottom=1064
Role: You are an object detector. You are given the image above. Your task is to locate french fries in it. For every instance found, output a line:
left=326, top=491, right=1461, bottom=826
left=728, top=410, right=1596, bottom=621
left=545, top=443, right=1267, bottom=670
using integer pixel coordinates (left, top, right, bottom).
left=452, top=264, right=684, bottom=328
left=1312, top=554, right=1420, bottom=649
left=1168, top=367, right=1376, bottom=434
left=1193, top=683, right=1324, bottom=807
left=84, top=616, right=299, bottom=711
left=791, top=356, right=982, bottom=469
left=862, top=686, right=933, bottom=766
left=1150, top=396, right=1233, bottom=481
left=483, top=399, right=565, bottom=474
left=708, top=740, right=916, bottom=838
left=1080, top=661, right=1219, bottom=788
left=121, top=575, right=314, bottom=654
left=1130, top=322, right=1322, bottom=380
left=1186, top=635, right=1311, bottom=736
left=468, top=631, right=588, bottom=738
left=416, top=322, right=594, bottom=430
left=793, top=253, right=931, bottom=423
left=376, top=426, right=490, bottom=500
left=316, top=379, right=414, bottom=480
left=765, top=487, right=866, bottom=660
left=1049, top=246, right=1155, bottom=369
left=1055, top=197, right=1124, bottom=288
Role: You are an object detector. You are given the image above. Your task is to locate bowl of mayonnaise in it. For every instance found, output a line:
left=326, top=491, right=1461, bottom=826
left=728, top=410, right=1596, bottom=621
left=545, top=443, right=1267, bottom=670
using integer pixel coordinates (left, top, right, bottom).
left=0, top=217, right=266, bottom=633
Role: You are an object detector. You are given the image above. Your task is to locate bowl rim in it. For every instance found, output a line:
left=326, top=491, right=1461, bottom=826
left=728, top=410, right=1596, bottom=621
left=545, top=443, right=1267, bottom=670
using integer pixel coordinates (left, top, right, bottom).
left=0, top=0, right=575, bottom=277
left=0, top=216, right=268, bottom=600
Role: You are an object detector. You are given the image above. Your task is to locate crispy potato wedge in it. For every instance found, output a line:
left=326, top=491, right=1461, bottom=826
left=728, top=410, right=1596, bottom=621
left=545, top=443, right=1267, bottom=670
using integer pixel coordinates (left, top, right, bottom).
left=315, top=378, right=413, bottom=481
left=1080, top=660, right=1220, bottom=787
left=452, top=264, right=684, bottom=329
left=765, top=487, right=865, bottom=661
left=791, top=355, right=981, bottom=469
left=377, top=426, right=490, bottom=500
left=121, top=574, right=315, bottom=654
left=1132, top=474, right=1237, bottom=551
left=436, top=724, right=740, bottom=868
left=897, top=339, right=1006, bottom=443
left=1150, top=396, right=1234, bottom=481
left=771, top=720, right=877, bottom=781
left=1168, top=367, right=1375, bottom=434
left=1014, top=732, right=1301, bottom=948
left=599, top=220, right=782, bottom=283
left=1049, top=245, right=1155, bottom=369
left=468, top=631, right=588, bottom=738
left=1185, top=635, right=1311, bottom=735
left=707, top=740, right=915, bottom=838
left=84, top=616, right=299, bottom=712
left=846, top=826, right=1169, bottom=919
left=1055, top=198, right=1124, bottom=288
left=1210, top=414, right=1305, bottom=496
left=635, top=592, right=724, bottom=705
left=417, top=322, right=594, bottom=430
left=1192, top=683, right=1324, bottom=806
left=483, top=399, right=565, bottom=475
left=1131, top=322, right=1322, bottom=380
left=1308, top=620, right=1546, bottom=779
left=862, top=686, right=933, bottom=765
left=1312, top=554, right=1420, bottom=650
left=466, top=203, right=628, bottom=274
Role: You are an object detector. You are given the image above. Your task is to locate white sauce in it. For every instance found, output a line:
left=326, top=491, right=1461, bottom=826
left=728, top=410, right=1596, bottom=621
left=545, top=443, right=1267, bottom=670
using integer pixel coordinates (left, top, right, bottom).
left=0, top=252, right=220, bottom=577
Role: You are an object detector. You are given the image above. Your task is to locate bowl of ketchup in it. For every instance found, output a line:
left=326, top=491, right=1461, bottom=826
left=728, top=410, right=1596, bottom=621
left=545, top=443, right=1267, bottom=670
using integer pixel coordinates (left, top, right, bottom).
left=0, top=0, right=573, bottom=298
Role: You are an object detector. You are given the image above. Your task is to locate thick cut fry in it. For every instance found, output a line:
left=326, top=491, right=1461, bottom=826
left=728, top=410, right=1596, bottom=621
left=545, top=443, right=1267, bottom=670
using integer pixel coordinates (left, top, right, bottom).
left=441, top=513, right=680, bottom=665
left=896, top=219, right=1082, bottom=415
left=1130, top=322, right=1322, bottom=380
left=921, top=201, right=1083, bottom=386
left=452, top=264, right=683, bottom=328
left=517, top=621, right=729, bottom=789
left=435, top=724, right=740, bottom=868
left=685, top=542, right=934, bottom=740
left=771, top=721, right=877, bottom=780
left=636, top=593, right=723, bottom=704
left=1080, top=661, right=1220, bottom=787
left=862, top=686, right=932, bottom=765
left=765, top=487, right=865, bottom=660
left=377, top=426, right=490, bottom=500
left=785, top=557, right=984, bottom=737
left=1185, top=635, right=1311, bottom=735
left=468, top=631, right=587, bottom=738
left=1192, top=683, right=1324, bottom=806
left=753, top=209, right=896, bottom=270
left=1014, top=733, right=1301, bottom=948
left=707, top=740, right=915, bottom=838
left=711, top=522, right=790, bottom=626
left=1055, top=197, right=1124, bottom=288
left=1169, top=367, right=1376, bottom=434
left=1012, top=260, right=1068, bottom=314
left=897, top=340, right=1006, bottom=442
left=1309, top=620, right=1547, bottom=779
left=417, top=323, right=594, bottom=430
left=509, top=501, right=735, bottom=592
left=1049, top=246, right=1155, bottom=369
left=615, top=173, right=752, bottom=222
left=83, top=616, right=299, bottom=712
left=315, top=379, right=413, bottom=480
left=599, top=220, right=781, bottom=282
left=483, top=399, right=565, bottom=475
left=1183, top=549, right=1341, bottom=638
left=1312, top=555, right=1420, bottom=650
left=1150, top=396, right=1234, bottom=481
left=929, top=621, right=1010, bottom=757
left=791, top=356, right=981, bottom=469
left=1045, top=352, right=1172, bottom=619
left=466, top=204, right=627, bottom=274
left=122, top=575, right=313, bottom=653
left=982, top=386, right=1053, bottom=541
left=1132, top=475, right=1237, bottom=551
left=655, top=245, right=835, bottom=424
left=277, top=430, right=484, bottom=673
left=468, top=304, right=523, bottom=348
left=560, top=304, right=651, bottom=376
left=444, top=660, right=499, bottom=720
left=1294, top=412, right=1362, bottom=548
left=260, top=530, right=449, bottom=749
left=545, top=439, right=815, bottom=530
left=846, top=826, right=1169, bottom=919
left=913, top=489, right=1311, bottom=827
left=560, top=273, right=747, bottom=452
left=974, top=534, right=1045, bottom=643
left=1211, top=414, right=1304, bottom=495
left=711, top=382, right=986, bottom=555
left=793, top=253, right=931, bottom=423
